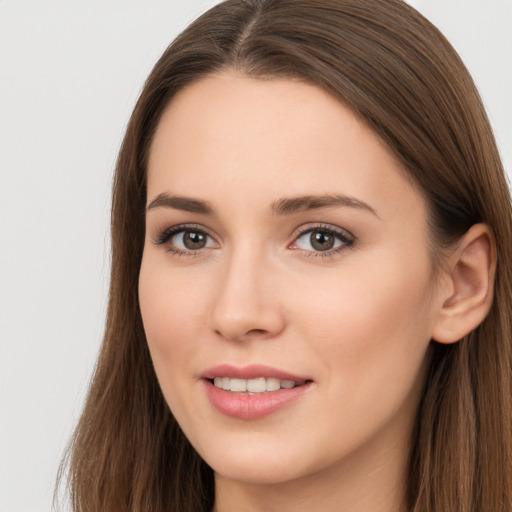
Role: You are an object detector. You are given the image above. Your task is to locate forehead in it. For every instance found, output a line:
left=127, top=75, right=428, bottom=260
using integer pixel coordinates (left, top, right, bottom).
left=147, top=71, right=425, bottom=223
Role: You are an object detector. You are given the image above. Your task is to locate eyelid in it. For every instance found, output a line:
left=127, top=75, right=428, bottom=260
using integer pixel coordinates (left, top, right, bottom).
left=291, top=222, right=355, bottom=240
left=151, top=222, right=355, bottom=258
left=152, top=223, right=219, bottom=249
left=289, top=223, right=356, bottom=255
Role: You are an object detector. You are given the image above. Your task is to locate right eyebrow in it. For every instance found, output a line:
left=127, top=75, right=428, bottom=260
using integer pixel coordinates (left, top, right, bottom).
left=146, top=193, right=214, bottom=215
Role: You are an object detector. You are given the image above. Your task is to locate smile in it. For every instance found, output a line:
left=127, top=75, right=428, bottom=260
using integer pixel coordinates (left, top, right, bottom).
left=202, top=364, right=313, bottom=419
left=212, top=377, right=306, bottom=393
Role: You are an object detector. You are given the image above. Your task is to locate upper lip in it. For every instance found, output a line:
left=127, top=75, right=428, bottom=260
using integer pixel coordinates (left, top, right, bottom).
left=201, top=364, right=311, bottom=382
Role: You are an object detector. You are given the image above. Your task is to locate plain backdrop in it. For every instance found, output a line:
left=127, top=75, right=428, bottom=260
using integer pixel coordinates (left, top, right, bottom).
left=0, top=1, right=510, bottom=511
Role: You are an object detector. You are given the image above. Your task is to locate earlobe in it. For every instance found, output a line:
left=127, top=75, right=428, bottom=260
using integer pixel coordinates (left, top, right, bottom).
left=432, top=223, right=496, bottom=344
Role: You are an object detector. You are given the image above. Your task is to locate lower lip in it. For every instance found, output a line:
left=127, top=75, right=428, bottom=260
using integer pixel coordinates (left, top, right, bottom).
left=203, top=380, right=312, bottom=420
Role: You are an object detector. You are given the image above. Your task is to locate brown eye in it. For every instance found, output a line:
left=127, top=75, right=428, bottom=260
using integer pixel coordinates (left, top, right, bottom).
left=291, top=225, right=354, bottom=255
left=163, top=228, right=217, bottom=252
left=182, top=231, right=207, bottom=250
left=310, top=230, right=335, bottom=251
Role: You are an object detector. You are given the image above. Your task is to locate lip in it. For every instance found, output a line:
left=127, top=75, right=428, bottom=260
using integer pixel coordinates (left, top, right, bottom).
left=201, top=364, right=313, bottom=420
left=201, top=364, right=311, bottom=382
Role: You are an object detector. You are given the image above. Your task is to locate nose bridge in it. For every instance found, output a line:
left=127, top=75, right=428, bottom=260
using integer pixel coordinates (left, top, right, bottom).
left=209, top=242, right=283, bottom=341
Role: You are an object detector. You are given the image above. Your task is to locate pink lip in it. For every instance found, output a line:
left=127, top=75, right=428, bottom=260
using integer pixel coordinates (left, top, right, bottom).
left=201, top=364, right=313, bottom=420
left=201, top=364, right=310, bottom=382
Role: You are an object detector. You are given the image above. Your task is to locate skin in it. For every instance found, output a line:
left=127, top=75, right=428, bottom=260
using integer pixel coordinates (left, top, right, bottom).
left=139, top=71, right=454, bottom=512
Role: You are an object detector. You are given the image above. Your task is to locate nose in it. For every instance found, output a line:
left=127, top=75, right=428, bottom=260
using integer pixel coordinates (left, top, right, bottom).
left=208, top=248, right=286, bottom=342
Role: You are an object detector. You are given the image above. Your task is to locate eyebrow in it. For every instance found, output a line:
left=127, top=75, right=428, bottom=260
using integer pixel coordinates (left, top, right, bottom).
left=146, top=193, right=214, bottom=214
left=271, top=194, right=379, bottom=218
left=146, top=192, right=379, bottom=218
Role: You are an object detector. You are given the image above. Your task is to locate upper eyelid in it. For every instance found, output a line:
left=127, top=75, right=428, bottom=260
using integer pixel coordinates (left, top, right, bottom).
left=152, top=222, right=355, bottom=247
left=153, top=223, right=217, bottom=245
left=292, top=223, right=355, bottom=240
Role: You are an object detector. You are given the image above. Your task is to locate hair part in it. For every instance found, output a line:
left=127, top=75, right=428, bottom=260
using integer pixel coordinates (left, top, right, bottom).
left=57, top=1, right=512, bottom=511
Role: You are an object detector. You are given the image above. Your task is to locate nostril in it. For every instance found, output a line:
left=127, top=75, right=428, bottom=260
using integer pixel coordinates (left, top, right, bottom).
left=247, top=329, right=267, bottom=335
left=214, top=327, right=270, bottom=342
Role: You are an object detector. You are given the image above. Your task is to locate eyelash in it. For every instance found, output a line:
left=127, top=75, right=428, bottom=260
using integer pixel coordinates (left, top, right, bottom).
left=153, top=223, right=356, bottom=259
left=292, top=224, right=356, bottom=258
left=154, top=224, right=215, bottom=258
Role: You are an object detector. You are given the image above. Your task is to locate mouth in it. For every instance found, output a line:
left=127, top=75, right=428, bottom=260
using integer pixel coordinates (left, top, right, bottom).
left=209, top=376, right=307, bottom=394
left=202, top=365, right=313, bottom=419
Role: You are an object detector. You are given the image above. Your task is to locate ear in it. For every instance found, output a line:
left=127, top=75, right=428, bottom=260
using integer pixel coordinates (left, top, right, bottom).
left=432, top=223, right=496, bottom=344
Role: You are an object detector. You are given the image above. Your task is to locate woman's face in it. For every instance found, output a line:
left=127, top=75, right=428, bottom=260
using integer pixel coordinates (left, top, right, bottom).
left=139, top=72, right=446, bottom=487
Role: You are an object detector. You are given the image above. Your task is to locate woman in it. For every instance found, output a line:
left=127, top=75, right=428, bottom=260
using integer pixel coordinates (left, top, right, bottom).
left=58, top=0, right=512, bottom=510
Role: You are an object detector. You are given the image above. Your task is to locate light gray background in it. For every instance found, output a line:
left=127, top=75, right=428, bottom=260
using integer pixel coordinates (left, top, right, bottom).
left=0, top=1, right=510, bottom=511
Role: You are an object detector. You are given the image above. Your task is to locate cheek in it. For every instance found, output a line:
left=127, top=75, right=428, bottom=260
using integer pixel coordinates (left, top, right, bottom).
left=291, top=255, right=435, bottom=390
left=280, top=262, right=434, bottom=459
left=138, top=256, right=207, bottom=372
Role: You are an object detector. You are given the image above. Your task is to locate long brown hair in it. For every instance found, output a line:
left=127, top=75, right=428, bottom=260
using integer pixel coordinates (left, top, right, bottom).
left=57, top=1, right=512, bottom=510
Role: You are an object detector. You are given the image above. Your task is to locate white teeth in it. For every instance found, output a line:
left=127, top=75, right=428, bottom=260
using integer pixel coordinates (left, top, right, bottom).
left=230, top=378, right=247, bottom=392
left=266, top=377, right=281, bottom=391
left=247, top=378, right=266, bottom=393
left=212, top=377, right=305, bottom=393
left=280, top=380, right=295, bottom=389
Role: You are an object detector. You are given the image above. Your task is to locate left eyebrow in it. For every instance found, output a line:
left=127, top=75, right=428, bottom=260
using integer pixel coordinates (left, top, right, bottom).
left=271, top=194, right=380, bottom=218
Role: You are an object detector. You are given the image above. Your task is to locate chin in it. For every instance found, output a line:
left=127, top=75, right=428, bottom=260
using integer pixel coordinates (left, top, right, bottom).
left=209, top=455, right=308, bottom=485
left=194, top=424, right=356, bottom=488
left=193, top=430, right=314, bottom=484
